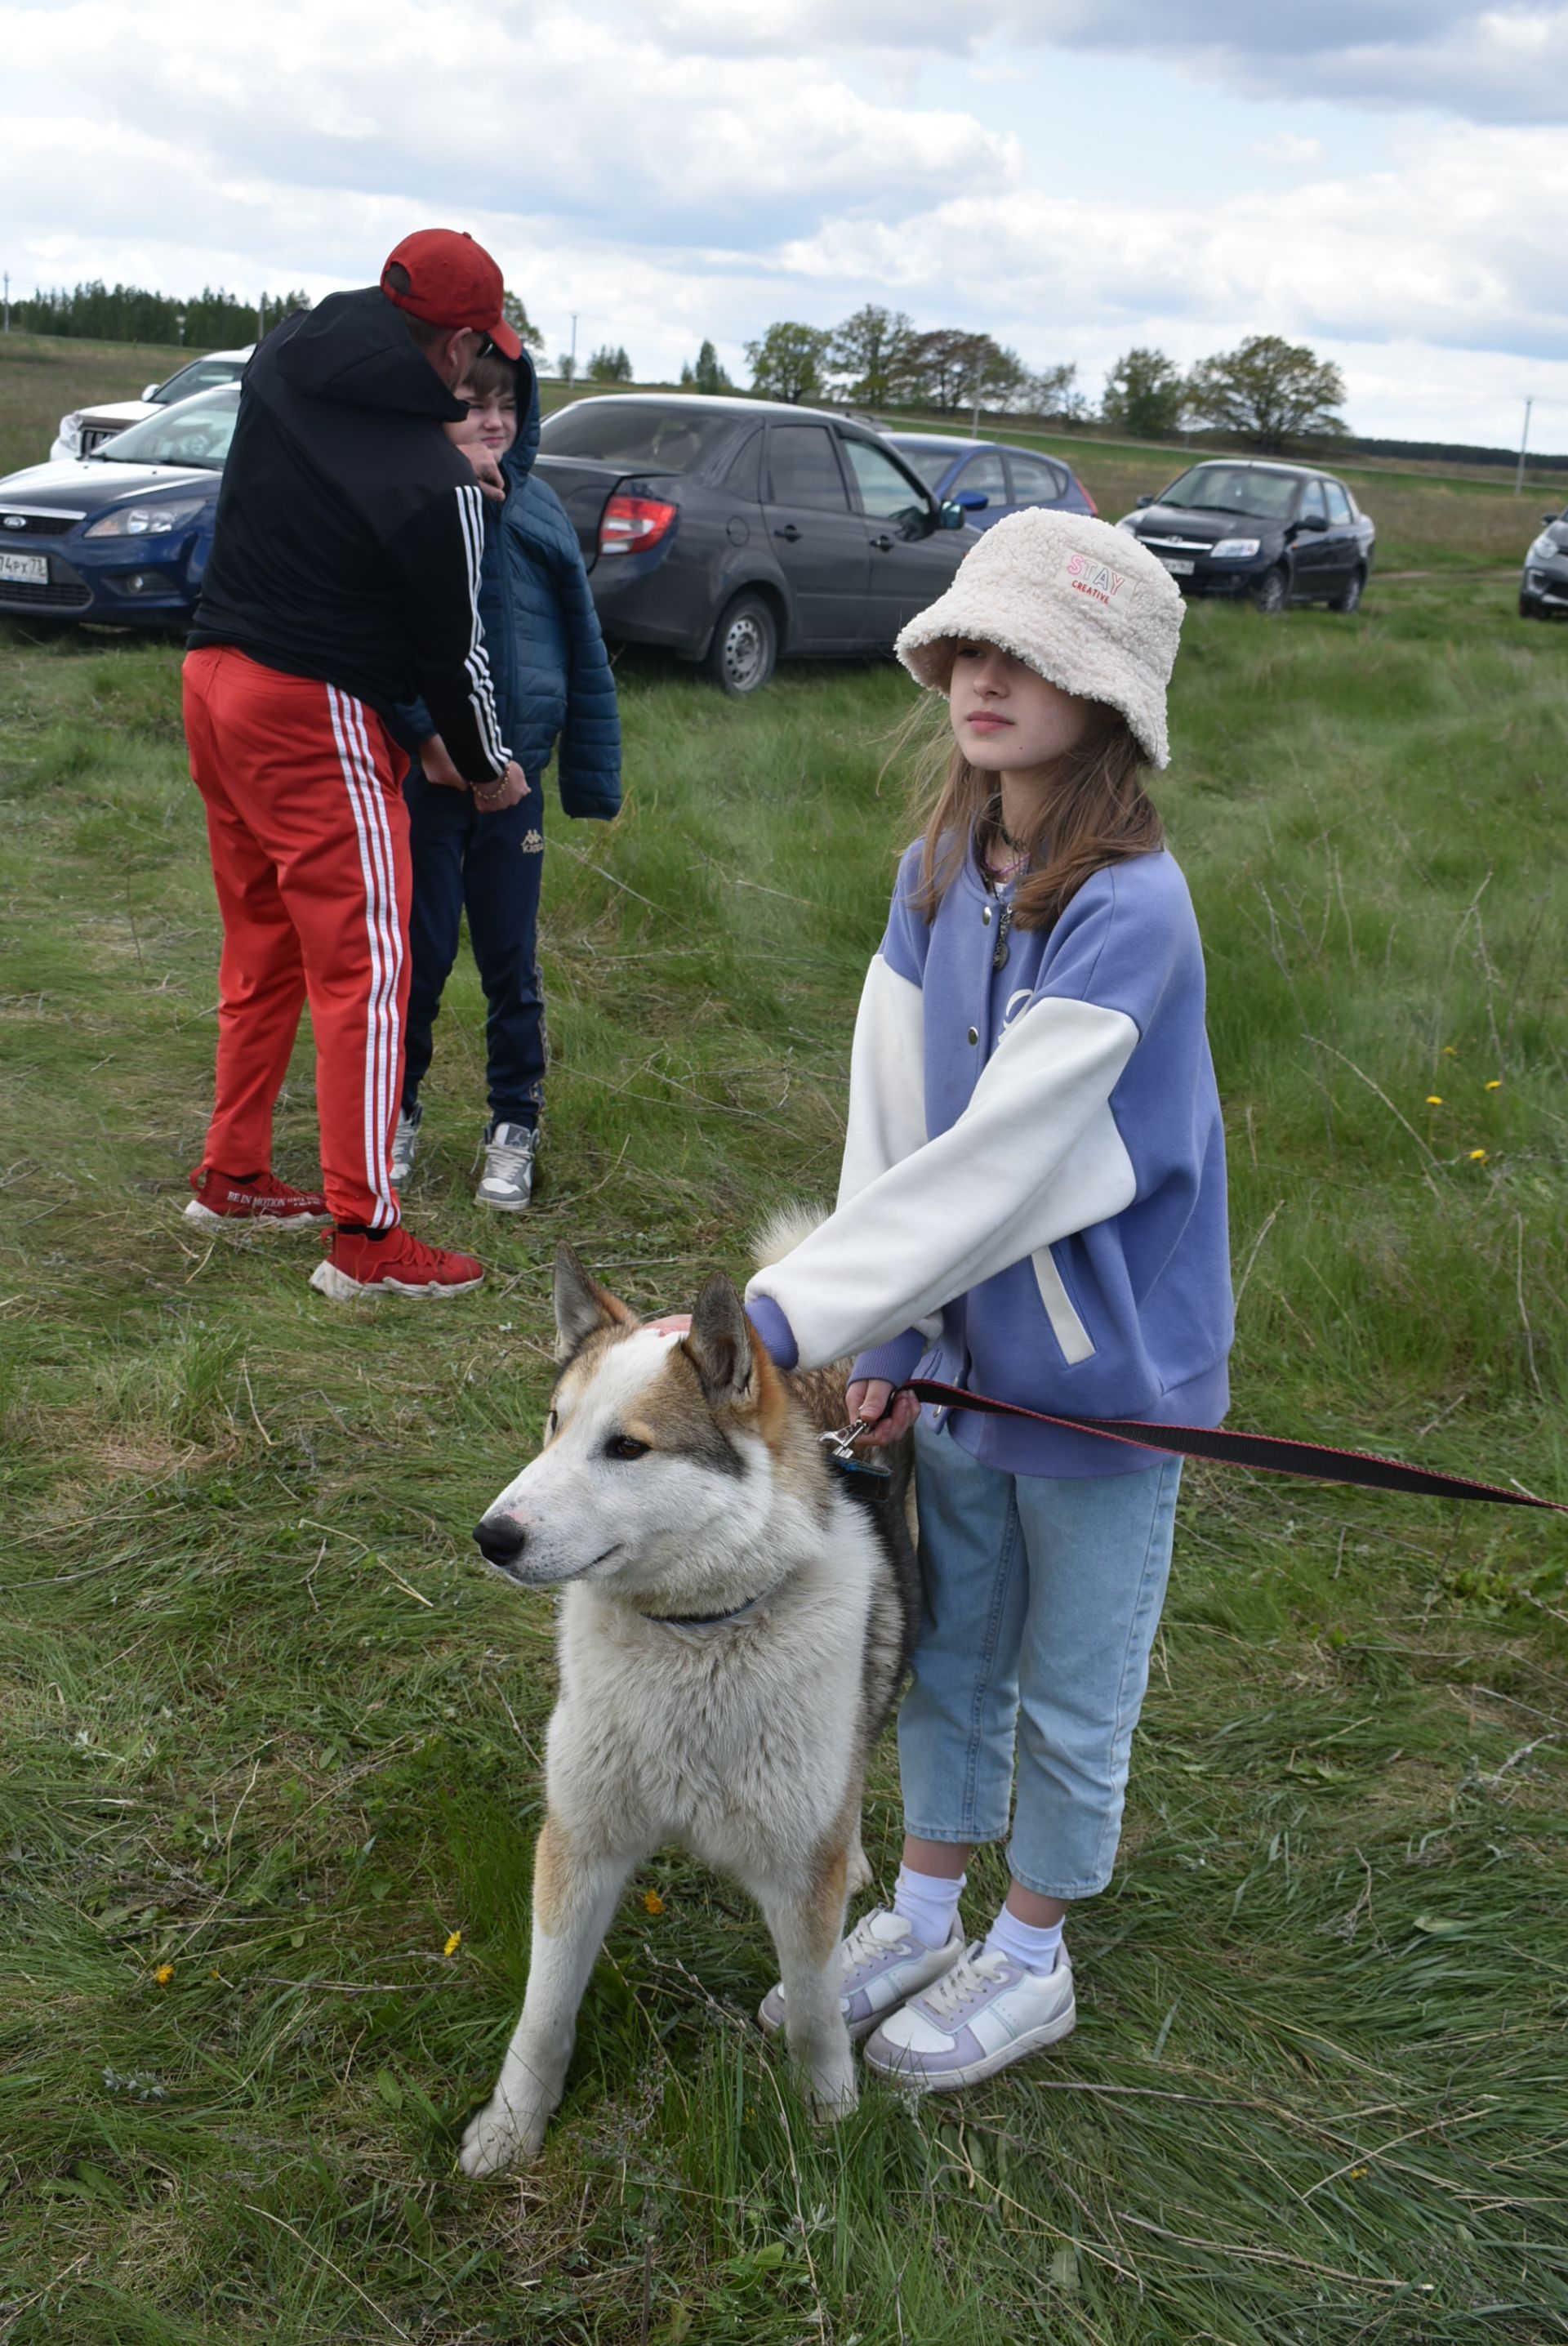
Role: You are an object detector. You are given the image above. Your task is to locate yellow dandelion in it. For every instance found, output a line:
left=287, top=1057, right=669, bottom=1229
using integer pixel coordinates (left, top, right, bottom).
left=643, top=1889, right=665, bottom=1916
left=1443, top=1046, right=1458, bottom=1057
left=154, top=1963, right=174, bottom=1986
left=1485, top=1079, right=1502, bottom=1091
left=443, top=1929, right=462, bottom=1959
left=1469, top=1148, right=1488, bottom=1162
left=1425, top=1095, right=1443, bottom=1106
left=1349, top=2165, right=1369, bottom=2180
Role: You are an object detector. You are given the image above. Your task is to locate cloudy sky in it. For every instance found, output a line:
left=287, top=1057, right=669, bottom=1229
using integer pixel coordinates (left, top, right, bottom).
left=6, top=0, right=1568, bottom=445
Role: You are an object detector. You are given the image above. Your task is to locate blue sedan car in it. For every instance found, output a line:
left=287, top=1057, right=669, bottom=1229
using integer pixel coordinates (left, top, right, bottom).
left=0, top=385, right=235, bottom=627
left=888, top=434, right=1096, bottom=527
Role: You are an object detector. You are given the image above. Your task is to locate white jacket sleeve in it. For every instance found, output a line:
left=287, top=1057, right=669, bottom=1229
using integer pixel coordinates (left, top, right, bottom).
left=746, top=993, right=1138, bottom=1373
left=836, top=952, right=928, bottom=1205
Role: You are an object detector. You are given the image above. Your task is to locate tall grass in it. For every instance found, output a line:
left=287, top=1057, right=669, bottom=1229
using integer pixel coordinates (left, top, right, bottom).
left=1, top=559, right=1565, bottom=2343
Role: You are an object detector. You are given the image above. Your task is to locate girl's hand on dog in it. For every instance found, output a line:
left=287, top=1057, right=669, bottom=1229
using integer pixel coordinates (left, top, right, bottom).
left=846, top=1379, right=920, bottom=1447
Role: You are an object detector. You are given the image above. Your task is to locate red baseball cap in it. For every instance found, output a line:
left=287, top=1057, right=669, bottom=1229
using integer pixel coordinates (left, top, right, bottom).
left=381, top=229, right=522, bottom=361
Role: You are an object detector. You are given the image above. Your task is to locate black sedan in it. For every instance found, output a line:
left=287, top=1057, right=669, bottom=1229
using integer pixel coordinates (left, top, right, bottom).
left=0, top=386, right=234, bottom=626
left=1520, top=507, right=1568, bottom=618
left=1116, top=460, right=1375, bottom=613
left=535, top=394, right=971, bottom=691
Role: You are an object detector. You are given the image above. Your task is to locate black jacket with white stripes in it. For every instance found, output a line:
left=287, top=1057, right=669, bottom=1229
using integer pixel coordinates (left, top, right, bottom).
left=189, top=288, right=510, bottom=785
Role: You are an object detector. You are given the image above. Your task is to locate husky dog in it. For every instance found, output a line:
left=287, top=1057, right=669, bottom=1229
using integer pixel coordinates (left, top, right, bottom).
left=460, top=1242, right=917, bottom=2178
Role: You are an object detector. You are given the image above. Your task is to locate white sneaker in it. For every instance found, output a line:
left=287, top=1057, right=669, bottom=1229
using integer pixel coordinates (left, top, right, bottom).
left=758, top=1907, right=965, bottom=2044
left=862, top=1942, right=1076, bottom=2090
left=476, top=1120, right=537, bottom=1212
left=389, top=1106, right=421, bottom=1189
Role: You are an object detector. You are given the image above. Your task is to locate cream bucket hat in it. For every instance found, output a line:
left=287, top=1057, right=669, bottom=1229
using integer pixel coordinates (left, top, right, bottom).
left=895, top=506, right=1185, bottom=768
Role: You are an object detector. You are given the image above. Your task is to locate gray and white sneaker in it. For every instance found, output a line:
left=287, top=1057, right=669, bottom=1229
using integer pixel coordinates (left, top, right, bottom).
left=862, top=1942, right=1076, bottom=2090
left=476, top=1120, right=538, bottom=1212
left=758, top=1907, right=965, bottom=2045
left=389, top=1104, right=421, bottom=1189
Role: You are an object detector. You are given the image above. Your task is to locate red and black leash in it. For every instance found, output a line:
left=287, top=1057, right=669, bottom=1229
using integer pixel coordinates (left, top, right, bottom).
left=902, top=1379, right=1568, bottom=1515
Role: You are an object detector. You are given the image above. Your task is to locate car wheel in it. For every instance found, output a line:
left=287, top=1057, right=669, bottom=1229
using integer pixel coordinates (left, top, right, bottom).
left=705, top=592, right=777, bottom=695
left=1519, top=592, right=1544, bottom=620
left=1329, top=566, right=1365, bottom=613
left=1252, top=565, right=1289, bottom=616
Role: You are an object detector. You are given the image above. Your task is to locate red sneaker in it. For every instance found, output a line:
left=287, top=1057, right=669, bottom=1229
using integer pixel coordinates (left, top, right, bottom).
left=309, top=1227, right=484, bottom=1300
left=185, top=1166, right=332, bottom=1229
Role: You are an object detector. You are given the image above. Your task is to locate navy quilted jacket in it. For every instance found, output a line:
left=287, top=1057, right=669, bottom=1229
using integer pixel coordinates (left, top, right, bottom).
left=399, top=357, right=621, bottom=818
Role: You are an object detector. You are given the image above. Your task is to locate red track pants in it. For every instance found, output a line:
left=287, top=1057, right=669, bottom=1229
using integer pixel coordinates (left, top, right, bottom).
left=183, top=644, right=410, bottom=1229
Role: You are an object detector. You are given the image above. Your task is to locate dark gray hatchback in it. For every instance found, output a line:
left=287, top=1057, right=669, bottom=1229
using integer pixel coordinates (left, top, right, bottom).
left=534, top=394, right=972, bottom=691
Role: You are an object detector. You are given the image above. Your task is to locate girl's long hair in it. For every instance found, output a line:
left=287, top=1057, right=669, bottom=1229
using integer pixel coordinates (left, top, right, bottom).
left=901, top=657, right=1165, bottom=932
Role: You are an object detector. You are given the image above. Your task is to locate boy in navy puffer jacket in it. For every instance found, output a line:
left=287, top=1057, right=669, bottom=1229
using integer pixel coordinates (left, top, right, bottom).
left=394, top=348, right=621, bottom=1209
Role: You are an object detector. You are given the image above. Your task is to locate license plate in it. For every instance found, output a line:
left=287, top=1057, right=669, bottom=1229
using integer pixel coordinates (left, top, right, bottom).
left=1157, top=556, right=1195, bottom=576
left=0, top=550, right=49, bottom=586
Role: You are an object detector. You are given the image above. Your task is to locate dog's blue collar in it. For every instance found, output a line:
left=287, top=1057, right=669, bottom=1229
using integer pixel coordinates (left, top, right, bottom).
left=639, top=1591, right=769, bottom=1632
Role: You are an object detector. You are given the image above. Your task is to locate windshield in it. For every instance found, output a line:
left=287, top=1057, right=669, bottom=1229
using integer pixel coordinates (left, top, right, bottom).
left=98, top=389, right=239, bottom=469
left=539, top=399, right=737, bottom=472
left=1156, top=464, right=1301, bottom=520
left=893, top=442, right=956, bottom=490
left=154, top=356, right=246, bottom=404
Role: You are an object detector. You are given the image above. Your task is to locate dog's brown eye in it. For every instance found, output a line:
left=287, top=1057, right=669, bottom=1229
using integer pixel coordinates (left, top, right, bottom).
left=605, top=1435, right=650, bottom=1461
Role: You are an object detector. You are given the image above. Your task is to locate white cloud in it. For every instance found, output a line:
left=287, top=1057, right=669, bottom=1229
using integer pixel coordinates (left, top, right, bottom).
left=3, top=0, right=1568, bottom=442
left=653, top=1, right=1568, bottom=123
left=1252, top=132, right=1325, bottom=163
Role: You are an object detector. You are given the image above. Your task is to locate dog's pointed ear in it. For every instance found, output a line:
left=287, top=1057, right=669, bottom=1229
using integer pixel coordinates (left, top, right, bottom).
left=684, top=1271, right=760, bottom=1407
left=554, top=1242, right=637, bottom=1363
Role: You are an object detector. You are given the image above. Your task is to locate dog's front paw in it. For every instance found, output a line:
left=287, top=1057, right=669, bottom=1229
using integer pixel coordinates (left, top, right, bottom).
left=808, top=2057, right=859, bottom=2125
left=459, top=2091, right=547, bottom=2178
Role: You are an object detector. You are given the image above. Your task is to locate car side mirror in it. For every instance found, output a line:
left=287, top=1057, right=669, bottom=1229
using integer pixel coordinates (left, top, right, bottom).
left=1544, top=513, right=1561, bottom=527
left=142, top=384, right=159, bottom=400
left=953, top=488, right=989, bottom=511
left=938, top=499, right=968, bottom=529
left=1134, top=494, right=1153, bottom=507
left=1294, top=511, right=1328, bottom=532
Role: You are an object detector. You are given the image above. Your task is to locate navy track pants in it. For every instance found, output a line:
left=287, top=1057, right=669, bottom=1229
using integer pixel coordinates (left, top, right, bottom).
left=402, top=765, right=546, bottom=1131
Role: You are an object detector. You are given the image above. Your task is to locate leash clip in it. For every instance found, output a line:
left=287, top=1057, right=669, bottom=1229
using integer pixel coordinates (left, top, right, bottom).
left=819, top=1418, right=893, bottom=1481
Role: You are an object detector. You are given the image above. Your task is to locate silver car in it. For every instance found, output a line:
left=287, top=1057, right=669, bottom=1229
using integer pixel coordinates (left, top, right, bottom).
left=1520, top=506, right=1568, bottom=619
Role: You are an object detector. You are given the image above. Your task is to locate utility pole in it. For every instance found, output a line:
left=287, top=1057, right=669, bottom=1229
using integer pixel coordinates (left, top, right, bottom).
left=569, top=313, right=578, bottom=383
left=258, top=292, right=266, bottom=345
left=2, top=272, right=9, bottom=334
left=1515, top=396, right=1533, bottom=495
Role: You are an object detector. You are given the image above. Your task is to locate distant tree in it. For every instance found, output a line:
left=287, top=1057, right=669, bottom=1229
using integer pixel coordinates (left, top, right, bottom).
left=1184, top=334, right=1346, bottom=452
left=1030, top=362, right=1085, bottom=424
left=556, top=352, right=577, bottom=382
left=501, top=291, right=546, bottom=355
left=976, top=343, right=1032, bottom=413
left=587, top=344, right=634, bottom=383
left=1102, top=347, right=1186, bottom=440
left=679, top=337, right=733, bottom=393
left=828, top=305, right=914, bottom=405
left=897, top=328, right=990, bottom=412
left=745, top=321, right=832, bottom=404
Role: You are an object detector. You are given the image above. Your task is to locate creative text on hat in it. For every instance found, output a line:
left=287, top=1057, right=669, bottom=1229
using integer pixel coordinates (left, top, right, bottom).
left=1064, top=552, right=1134, bottom=608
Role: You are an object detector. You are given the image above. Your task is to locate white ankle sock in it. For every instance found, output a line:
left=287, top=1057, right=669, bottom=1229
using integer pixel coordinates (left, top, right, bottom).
left=984, top=1905, right=1064, bottom=1976
left=893, top=1863, right=964, bottom=1951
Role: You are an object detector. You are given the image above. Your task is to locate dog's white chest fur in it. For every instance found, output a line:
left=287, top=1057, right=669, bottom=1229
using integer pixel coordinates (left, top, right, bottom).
left=551, top=1519, right=877, bottom=1881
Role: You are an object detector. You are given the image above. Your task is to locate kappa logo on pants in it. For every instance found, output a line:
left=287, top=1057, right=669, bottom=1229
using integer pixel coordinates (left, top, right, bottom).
left=520, top=830, right=544, bottom=854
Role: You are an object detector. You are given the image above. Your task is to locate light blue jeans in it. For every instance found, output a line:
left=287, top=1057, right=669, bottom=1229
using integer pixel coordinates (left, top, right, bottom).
left=898, top=1418, right=1182, bottom=1900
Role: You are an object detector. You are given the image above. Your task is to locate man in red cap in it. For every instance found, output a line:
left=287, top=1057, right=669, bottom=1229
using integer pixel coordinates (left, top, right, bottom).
left=183, top=230, right=530, bottom=1298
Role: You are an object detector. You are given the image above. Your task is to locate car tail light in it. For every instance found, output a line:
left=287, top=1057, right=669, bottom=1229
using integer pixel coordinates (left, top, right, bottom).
left=1080, top=482, right=1099, bottom=516
left=599, top=493, right=678, bottom=557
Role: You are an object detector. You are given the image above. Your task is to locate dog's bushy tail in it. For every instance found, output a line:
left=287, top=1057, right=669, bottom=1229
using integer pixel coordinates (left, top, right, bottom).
left=751, top=1202, right=829, bottom=1271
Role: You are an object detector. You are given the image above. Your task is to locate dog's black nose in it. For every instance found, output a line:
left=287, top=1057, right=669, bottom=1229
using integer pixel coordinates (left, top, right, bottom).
left=474, top=1516, right=528, bottom=1566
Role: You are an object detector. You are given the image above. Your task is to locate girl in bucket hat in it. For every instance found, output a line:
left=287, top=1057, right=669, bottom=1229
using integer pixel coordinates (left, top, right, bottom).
left=743, top=508, right=1233, bottom=2090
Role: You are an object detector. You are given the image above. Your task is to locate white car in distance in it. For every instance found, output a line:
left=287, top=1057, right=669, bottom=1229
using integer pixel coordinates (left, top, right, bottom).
left=51, top=347, right=253, bottom=462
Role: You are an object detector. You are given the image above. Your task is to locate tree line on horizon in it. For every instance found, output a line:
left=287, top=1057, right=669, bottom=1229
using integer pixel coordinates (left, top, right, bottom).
left=727, top=308, right=1348, bottom=454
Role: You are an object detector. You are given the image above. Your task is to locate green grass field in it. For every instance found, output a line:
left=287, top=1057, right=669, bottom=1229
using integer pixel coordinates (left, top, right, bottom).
left=2, top=466, right=1566, bottom=2342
